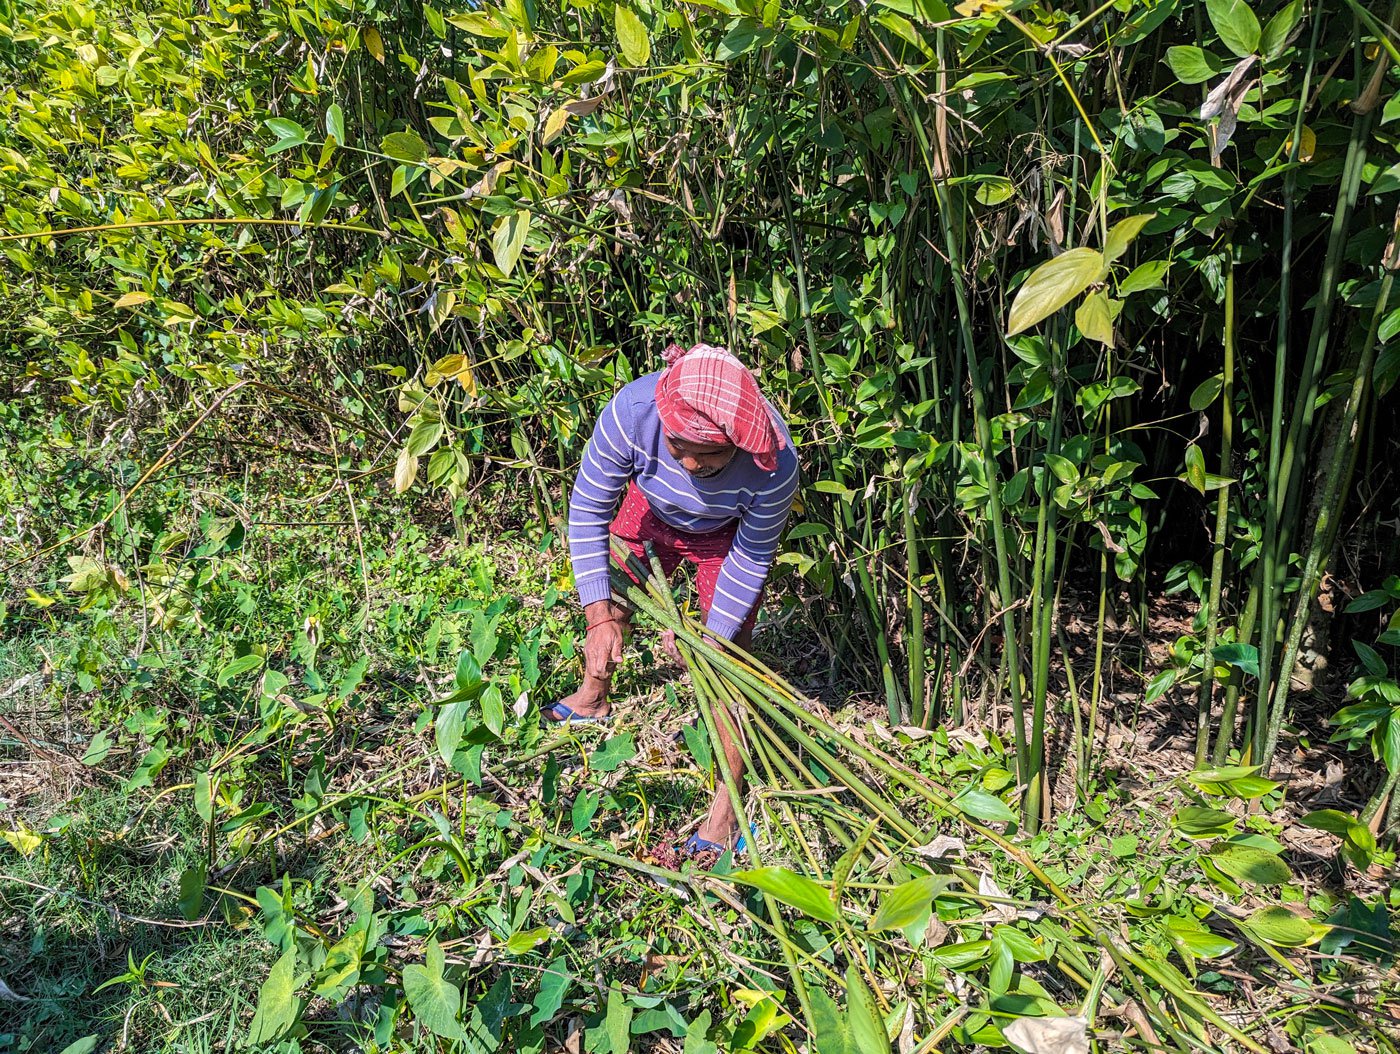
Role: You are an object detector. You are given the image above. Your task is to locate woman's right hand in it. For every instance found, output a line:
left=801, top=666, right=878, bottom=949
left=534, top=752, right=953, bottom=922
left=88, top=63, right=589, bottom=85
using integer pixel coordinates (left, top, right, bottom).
left=583, top=618, right=625, bottom=680
left=582, top=600, right=626, bottom=682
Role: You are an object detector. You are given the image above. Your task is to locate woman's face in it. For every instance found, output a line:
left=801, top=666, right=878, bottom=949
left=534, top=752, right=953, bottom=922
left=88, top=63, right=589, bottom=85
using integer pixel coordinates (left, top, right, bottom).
left=665, top=434, right=739, bottom=478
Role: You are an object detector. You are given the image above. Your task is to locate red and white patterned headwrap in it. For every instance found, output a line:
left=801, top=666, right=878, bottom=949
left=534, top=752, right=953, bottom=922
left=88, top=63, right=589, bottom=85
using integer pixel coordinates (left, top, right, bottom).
left=653, top=342, right=785, bottom=472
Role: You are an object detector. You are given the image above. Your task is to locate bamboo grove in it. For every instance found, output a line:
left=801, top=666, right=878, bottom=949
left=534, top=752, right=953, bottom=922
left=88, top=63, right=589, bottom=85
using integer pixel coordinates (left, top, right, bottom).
left=3, top=0, right=1400, bottom=837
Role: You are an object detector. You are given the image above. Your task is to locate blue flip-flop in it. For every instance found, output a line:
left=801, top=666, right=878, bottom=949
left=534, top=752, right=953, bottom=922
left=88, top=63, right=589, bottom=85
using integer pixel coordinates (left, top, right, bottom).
left=672, top=714, right=700, bottom=744
left=680, top=823, right=755, bottom=856
left=542, top=702, right=612, bottom=725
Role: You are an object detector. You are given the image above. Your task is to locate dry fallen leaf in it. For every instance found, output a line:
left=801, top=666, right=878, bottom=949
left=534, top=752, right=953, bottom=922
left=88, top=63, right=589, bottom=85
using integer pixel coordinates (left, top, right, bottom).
left=979, top=872, right=1017, bottom=923
left=915, top=834, right=967, bottom=859
left=1201, top=57, right=1257, bottom=165
left=1003, top=1015, right=1091, bottom=1054
left=469, top=930, right=493, bottom=968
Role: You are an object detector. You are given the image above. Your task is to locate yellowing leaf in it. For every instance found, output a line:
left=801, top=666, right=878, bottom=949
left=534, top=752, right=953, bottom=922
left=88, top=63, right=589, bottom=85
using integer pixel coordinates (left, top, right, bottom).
left=1074, top=291, right=1118, bottom=347
left=427, top=290, right=456, bottom=333
left=491, top=210, right=531, bottom=277
left=1007, top=247, right=1105, bottom=336
left=0, top=826, right=43, bottom=857
left=614, top=4, right=650, bottom=67
left=427, top=353, right=467, bottom=386
left=1104, top=213, right=1154, bottom=264
left=1285, top=124, right=1316, bottom=163
left=114, top=291, right=152, bottom=308
left=1184, top=443, right=1207, bottom=494
left=25, top=589, right=56, bottom=607
left=542, top=106, right=571, bottom=145
left=364, top=26, right=385, bottom=63
left=955, top=0, right=1010, bottom=16
left=394, top=448, right=419, bottom=493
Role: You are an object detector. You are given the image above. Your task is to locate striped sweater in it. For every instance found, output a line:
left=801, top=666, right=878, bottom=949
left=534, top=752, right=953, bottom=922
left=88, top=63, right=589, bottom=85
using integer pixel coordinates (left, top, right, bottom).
left=568, top=373, right=799, bottom=639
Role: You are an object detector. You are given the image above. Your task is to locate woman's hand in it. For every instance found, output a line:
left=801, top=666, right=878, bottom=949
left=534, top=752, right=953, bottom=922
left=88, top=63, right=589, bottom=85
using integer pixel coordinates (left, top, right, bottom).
left=582, top=600, right=627, bottom=682
left=660, top=628, right=687, bottom=668
left=583, top=619, right=625, bottom=680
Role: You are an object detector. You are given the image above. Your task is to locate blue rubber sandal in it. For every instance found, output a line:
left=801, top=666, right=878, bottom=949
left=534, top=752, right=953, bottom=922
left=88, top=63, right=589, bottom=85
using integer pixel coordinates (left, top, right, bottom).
left=672, top=714, right=700, bottom=744
left=681, top=831, right=746, bottom=855
left=680, top=823, right=755, bottom=856
left=542, top=702, right=612, bottom=725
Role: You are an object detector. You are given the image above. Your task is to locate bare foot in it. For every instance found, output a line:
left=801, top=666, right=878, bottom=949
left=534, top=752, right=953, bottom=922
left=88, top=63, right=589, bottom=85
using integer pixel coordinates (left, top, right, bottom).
left=695, top=818, right=740, bottom=848
left=545, top=685, right=611, bottom=722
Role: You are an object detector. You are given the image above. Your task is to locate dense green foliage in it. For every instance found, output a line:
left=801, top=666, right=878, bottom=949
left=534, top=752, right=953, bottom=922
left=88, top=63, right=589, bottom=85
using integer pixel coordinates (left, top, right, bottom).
left=3, top=0, right=1399, bottom=1050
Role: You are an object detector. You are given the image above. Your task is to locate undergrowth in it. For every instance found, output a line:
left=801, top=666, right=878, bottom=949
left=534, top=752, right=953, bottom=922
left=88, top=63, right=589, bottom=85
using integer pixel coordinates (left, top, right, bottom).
left=1, top=462, right=1395, bottom=1053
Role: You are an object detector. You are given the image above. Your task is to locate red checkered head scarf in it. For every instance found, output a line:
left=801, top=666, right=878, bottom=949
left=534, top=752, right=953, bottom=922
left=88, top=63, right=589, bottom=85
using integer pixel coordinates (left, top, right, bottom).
left=654, top=342, right=786, bottom=472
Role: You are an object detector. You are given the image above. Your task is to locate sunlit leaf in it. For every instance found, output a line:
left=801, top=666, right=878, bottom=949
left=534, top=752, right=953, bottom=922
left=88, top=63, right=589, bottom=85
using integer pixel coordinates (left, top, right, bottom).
left=732, top=867, right=839, bottom=923
left=542, top=106, right=572, bottom=144
left=845, top=965, right=889, bottom=1054
left=492, top=210, right=532, bottom=276
left=363, top=26, right=385, bottom=62
left=1006, top=248, right=1105, bottom=336
left=614, top=4, right=650, bottom=67
left=403, top=939, right=467, bottom=1039
left=394, top=448, right=419, bottom=493
left=868, top=874, right=953, bottom=932
left=1260, top=0, right=1302, bottom=59
left=325, top=103, right=345, bottom=145
left=381, top=130, right=428, bottom=163
left=953, top=786, right=1017, bottom=823
left=1242, top=905, right=1315, bottom=946
left=1103, top=214, right=1154, bottom=264
left=1074, top=290, right=1117, bottom=346
left=1206, top=0, right=1261, bottom=58
left=589, top=733, right=636, bottom=773
left=1189, top=375, right=1223, bottom=411
left=265, top=117, right=308, bottom=153
left=1207, top=844, right=1293, bottom=885
left=1165, top=45, right=1222, bottom=84
left=246, top=946, right=300, bottom=1044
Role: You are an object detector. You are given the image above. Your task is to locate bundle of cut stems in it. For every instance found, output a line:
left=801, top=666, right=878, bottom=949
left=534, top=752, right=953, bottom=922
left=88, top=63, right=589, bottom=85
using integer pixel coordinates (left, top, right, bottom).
left=603, top=539, right=1265, bottom=1053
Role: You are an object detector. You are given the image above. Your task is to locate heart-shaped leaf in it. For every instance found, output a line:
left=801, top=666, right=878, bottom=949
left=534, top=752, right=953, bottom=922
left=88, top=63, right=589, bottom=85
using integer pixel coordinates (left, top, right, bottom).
left=403, top=938, right=467, bottom=1039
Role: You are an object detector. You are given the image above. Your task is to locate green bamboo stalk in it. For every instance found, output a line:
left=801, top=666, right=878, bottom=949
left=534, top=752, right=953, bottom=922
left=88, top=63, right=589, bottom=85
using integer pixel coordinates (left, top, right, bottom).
left=611, top=567, right=1263, bottom=1052
left=1025, top=371, right=1064, bottom=831
left=1264, top=214, right=1397, bottom=767
left=1055, top=596, right=1087, bottom=806
left=1256, top=13, right=1325, bottom=761
left=885, top=49, right=1026, bottom=764
left=684, top=646, right=817, bottom=1029
left=1196, top=246, right=1236, bottom=767
left=1212, top=574, right=1259, bottom=766
left=1085, top=552, right=1109, bottom=793
left=904, top=487, right=928, bottom=725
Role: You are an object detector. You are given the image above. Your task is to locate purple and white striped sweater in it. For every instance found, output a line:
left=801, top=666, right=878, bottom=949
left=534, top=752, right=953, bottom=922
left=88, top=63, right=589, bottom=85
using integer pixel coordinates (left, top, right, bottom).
left=568, top=373, right=799, bottom=639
